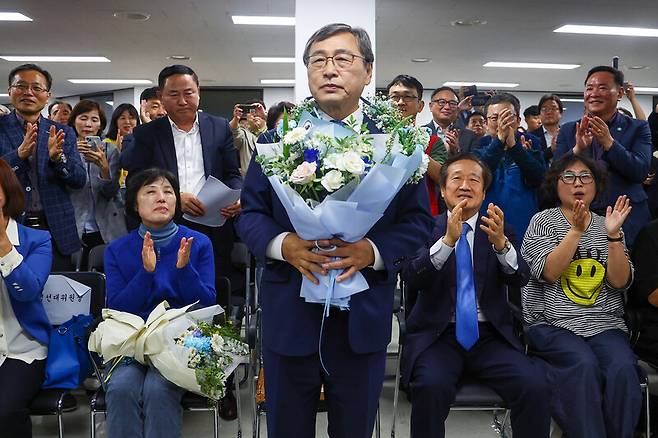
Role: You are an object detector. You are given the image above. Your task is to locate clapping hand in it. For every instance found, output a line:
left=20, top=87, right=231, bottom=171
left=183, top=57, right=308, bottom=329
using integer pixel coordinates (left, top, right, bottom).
left=605, top=195, right=632, bottom=238
left=142, top=232, right=157, bottom=272
left=47, top=125, right=66, bottom=162
left=444, top=130, right=460, bottom=155
left=140, top=99, right=152, bottom=124
left=520, top=135, right=533, bottom=150
left=176, top=237, right=194, bottom=268
left=588, top=116, right=614, bottom=150
left=318, top=238, right=375, bottom=283
left=571, top=200, right=590, bottom=233
left=496, top=108, right=516, bottom=148
left=479, top=203, right=507, bottom=251
left=574, top=117, right=594, bottom=153
left=443, top=199, right=468, bottom=247
left=17, top=122, right=38, bottom=160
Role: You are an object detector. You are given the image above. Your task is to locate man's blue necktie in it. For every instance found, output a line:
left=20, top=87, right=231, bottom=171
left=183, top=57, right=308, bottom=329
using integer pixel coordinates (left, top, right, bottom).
left=455, top=222, right=479, bottom=350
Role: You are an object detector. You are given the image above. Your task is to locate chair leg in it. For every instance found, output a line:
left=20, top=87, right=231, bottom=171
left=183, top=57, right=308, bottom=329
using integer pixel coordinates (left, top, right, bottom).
left=374, top=405, right=381, bottom=438
left=57, top=411, right=64, bottom=438
left=390, top=342, right=403, bottom=438
left=645, top=383, right=651, bottom=438
left=235, top=366, right=243, bottom=438
left=255, top=406, right=262, bottom=438
left=213, top=402, right=220, bottom=438
left=90, top=410, right=96, bottom=438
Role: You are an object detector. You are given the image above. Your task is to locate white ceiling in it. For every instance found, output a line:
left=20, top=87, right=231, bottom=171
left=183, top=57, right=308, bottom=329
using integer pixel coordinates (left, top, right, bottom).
left=1, top=0, right=657, bottom=103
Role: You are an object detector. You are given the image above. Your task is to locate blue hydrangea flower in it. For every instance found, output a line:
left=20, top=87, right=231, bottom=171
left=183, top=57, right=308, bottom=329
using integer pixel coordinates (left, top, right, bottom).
left=184, top=335, right=212, bottom=354
left=304, top=148, right=319, bottom=164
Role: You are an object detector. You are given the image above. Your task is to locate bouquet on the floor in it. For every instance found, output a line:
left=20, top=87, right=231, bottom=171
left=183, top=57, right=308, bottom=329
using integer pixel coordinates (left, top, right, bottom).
left=256, top=95, right=429, bottom=310
left=88, top=301, right=249, bottom=400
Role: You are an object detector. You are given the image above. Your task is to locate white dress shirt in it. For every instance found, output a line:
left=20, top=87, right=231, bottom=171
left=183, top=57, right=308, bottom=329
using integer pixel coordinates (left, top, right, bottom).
left=170, top=115, right=205, bottom=194
left=429, top=212, right=518, bottom=322
left=0, top=218, right=48, bottom=366
left=265, top=104, right=384, bottom=270
left=542, top=127, right=555, bottom=151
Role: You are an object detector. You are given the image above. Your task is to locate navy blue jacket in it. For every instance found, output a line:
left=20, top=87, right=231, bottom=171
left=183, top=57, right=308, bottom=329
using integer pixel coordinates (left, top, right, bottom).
left=400, top=213, right=529, bottom=386
left=120, top=112, right=242, bottom=190
left=4, top=222, right=53, bottom=345
left=555, top=112, right=652, bottom=206
left=0, top=112, right=86, bottom=254
left=236, top=117, right=434, bottom=356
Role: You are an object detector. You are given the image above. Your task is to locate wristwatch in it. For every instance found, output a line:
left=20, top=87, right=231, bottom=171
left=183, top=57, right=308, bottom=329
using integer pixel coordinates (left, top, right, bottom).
left=494, top=238, right=511, bottom=255
left=607, top=231, right=624, bottom=242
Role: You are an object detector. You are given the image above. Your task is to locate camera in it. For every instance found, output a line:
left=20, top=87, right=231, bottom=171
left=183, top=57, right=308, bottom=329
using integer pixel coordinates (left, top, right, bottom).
left=238, top=103, right=256, bottom=114
left=463, top=85, right=489, bottom=107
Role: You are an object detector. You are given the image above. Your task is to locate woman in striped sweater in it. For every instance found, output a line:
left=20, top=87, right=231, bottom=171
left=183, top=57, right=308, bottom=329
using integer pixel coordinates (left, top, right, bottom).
left=521, top=154, right=641, bottom=438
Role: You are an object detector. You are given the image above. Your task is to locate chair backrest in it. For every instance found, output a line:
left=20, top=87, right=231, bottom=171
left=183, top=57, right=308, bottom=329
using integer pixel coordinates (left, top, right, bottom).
left=51, top=271, right=106, bottom=319
left=87, top=244, right=107, bottom=273
left=231, top=242, right=252, bottom=269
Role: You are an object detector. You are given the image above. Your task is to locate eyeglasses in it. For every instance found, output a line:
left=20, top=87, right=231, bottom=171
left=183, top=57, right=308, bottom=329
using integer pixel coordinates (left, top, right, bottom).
left=540, top=106, right=560, bottom=114
left=431, top=99, right=458, bottom=108
left=389, top=94, right=418, bottom=103
left=10, top=83, right=49, bottom=94
left=560, top=171, right=594, bottom=185
left=306, top=53, right=366, bottom=70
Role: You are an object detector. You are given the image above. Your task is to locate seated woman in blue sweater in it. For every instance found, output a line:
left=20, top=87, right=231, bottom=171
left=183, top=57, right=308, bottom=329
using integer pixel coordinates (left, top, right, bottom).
left=104, top=168, right=215, bottom=438
left=0, top=159, right=52, bottom=438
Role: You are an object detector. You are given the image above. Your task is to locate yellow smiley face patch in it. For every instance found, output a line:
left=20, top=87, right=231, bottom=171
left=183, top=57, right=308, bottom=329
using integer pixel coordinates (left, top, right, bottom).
left=560, top=258, right=606, bottom=306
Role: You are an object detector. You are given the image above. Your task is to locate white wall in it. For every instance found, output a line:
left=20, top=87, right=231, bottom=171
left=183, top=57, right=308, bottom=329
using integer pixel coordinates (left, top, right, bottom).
left=263, top=87, right=294, bottom=109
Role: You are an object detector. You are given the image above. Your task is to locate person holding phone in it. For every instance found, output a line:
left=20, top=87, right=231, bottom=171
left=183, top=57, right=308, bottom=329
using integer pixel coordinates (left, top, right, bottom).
left=229, top=100, right=267, bottom=176
left=68, top=100, right=126, bottom=266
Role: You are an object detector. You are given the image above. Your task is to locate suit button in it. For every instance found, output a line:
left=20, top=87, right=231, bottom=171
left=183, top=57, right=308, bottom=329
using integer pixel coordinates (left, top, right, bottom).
left=26, top=186, right=31, bottom=192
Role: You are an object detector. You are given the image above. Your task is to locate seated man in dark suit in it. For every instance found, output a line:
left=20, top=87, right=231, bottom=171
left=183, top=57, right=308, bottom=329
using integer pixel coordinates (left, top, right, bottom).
left=555, top=65, right=652, bottom=248
left=120, top=64, right=242, bottom=309
left=401, top=153, right=550, bottom=438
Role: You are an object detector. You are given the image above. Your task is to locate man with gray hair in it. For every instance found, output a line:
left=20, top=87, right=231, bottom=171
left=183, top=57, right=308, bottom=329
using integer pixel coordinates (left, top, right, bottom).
left=238, top=23, right=433, bottom=437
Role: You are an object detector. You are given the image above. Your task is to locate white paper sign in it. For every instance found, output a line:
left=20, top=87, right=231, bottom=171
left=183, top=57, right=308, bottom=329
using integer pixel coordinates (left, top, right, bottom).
left=182, top=176, right=241, bottom=228
left=41, top=275, right=91, bottom=325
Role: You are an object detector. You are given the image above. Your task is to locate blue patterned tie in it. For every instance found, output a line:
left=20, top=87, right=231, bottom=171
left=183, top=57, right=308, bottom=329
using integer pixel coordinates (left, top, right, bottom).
left=455, top=222, right=479, bottom=350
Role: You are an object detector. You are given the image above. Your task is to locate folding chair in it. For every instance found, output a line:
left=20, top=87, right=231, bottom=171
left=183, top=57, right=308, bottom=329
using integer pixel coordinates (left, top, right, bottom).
left=88, top=276, right=241, bottom=438
left=390, top=280, right=511, bottom=438
left=29, top=271, right=106, bottom=438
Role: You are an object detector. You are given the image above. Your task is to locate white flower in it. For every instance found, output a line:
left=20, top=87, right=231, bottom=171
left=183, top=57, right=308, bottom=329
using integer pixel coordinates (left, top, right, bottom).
left=418, top=152, right=429, bottom=176
left=290, top=161, right=317, bottom=185
left=283, top=126, right=308, bottom=145
left=321, top=170, right=344, bottom=192
left=342, top=151, right=366, bottom=175
left=323, top=153, right=342, bottom=170
left=211, top=334, right=225, bottom=353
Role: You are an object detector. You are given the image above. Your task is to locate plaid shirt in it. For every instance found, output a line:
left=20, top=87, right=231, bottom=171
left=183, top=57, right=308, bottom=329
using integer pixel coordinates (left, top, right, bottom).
left=0, top=111, right=86, bottom=254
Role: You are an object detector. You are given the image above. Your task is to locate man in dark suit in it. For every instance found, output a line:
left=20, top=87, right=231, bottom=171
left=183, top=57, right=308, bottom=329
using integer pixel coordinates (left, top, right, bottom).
left=423, top=86, right=481, bottom=154
left=530, top=94, right=564, bottom=164
left=401, top=153, right=550, bottom=438
left=237, top=24, right=433, bottom=438
left=121, top=65, right=242, bottom=309
left=0, top=64, right=86, bottom=270
left=555, top=65, right=653, bottom=247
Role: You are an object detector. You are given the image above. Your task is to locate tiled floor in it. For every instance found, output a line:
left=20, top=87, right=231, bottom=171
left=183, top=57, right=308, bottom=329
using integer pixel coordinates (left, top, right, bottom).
left=32, top=359, right=507, bottom=438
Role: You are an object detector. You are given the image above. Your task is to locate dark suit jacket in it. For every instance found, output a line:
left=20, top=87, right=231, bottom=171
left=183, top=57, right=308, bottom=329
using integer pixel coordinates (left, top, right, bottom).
left=422, top=121, right=481, bottom=154
left=400, top=213, right=530, bottom=385
left=236, top=116, right=434, bottom=356
left=0, top=112, right=86, bottom=254
left=530, top=126, right=555, bottom=163
left=120, top=112, right=242, bottom=190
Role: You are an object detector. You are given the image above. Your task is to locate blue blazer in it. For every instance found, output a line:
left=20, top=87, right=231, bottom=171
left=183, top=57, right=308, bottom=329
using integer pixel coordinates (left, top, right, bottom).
left=0, top=112, right=86, bottom=254
left=236, top=117, right=434, bottom=356
left=3, top=223, right=53, bottom=346
left=400, top=213, right=529, bottom=385
left=555, top=112, right=652, bottom=205
left=120, top=112, right=242, bottom=190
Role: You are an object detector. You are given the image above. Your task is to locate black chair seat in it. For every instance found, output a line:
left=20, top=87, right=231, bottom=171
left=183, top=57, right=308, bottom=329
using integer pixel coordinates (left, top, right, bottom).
left=90, top=389, right=212, bottom=412
left=452, top=378, right=506, bottom=408
left=29, top=389, right=77, bottom=415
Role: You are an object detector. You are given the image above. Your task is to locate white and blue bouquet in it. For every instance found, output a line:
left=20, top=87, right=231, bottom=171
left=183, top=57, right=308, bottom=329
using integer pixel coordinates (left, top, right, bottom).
left=256, top=95, right=430, bottom=311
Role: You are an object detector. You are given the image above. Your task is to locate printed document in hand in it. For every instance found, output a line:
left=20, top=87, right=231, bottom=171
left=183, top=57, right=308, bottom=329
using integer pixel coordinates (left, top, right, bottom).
left=182, top=176, right=241, bottom=227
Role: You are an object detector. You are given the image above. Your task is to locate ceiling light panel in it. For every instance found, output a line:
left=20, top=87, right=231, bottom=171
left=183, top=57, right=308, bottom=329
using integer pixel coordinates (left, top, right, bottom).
left=0, top=12, right=32, bottom=21
left=443, top=81, right=519, bottom=88
left=232, top=16, right=295, bottom=26
left=252, top=57, right=295, bottom=63
left=260, top=79, right=295, bottom=85
left=68, top=79, right=152, bottom=84
left=484, top=61, right=580, bottom=69
left=554, top=24, right=658, bottom=37
left=1, top=56, right=110, bottom=62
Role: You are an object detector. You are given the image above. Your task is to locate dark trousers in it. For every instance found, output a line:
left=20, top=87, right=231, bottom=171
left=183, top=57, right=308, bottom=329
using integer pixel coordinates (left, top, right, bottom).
left=262, top=311, right=386, bottom=438
left=526, top=325, right=642, bottom=438
left=179, top=218, right=236, bottom=308
left=409, top=324, right=551, bottom=438
left=23, top=219, right=76, bottom=272
left=0, top=358, right=46, bottom=438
